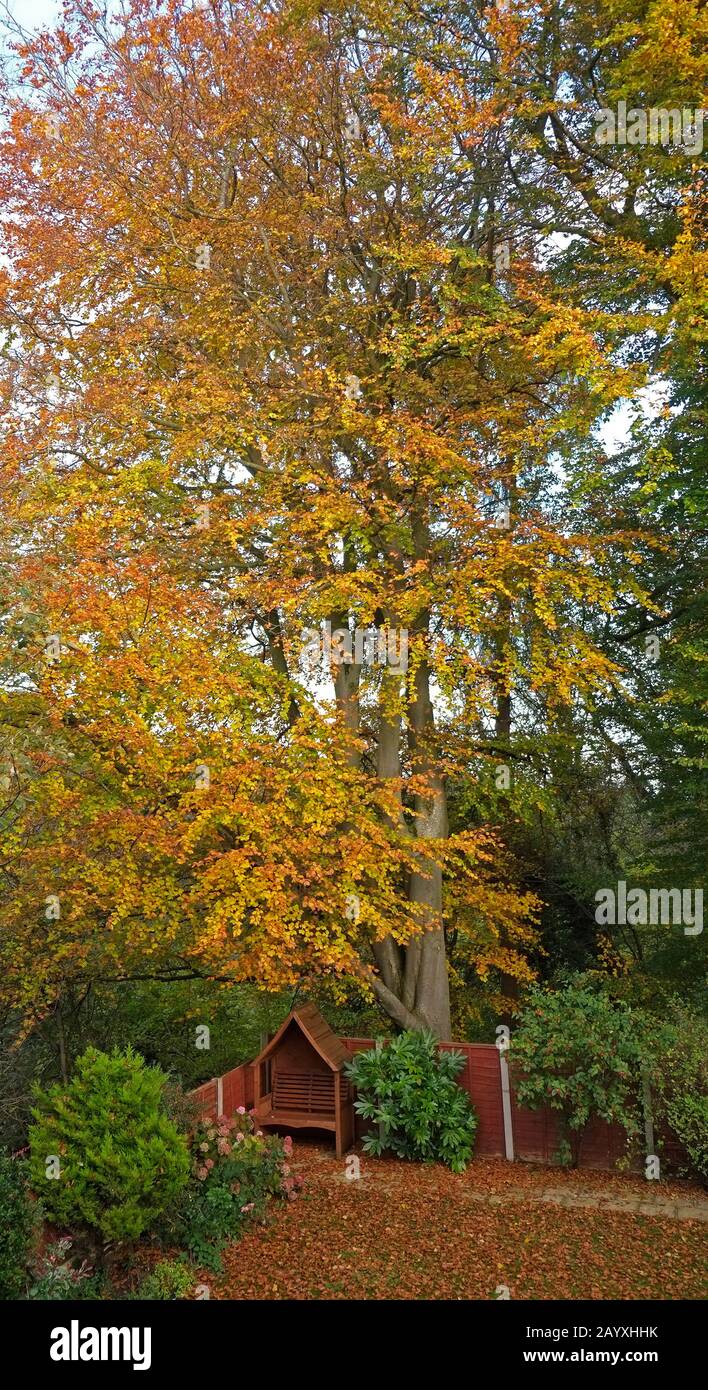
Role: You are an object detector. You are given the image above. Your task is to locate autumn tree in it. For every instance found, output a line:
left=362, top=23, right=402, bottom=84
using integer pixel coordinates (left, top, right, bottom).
left=1, top=0, right=688, bottom=1039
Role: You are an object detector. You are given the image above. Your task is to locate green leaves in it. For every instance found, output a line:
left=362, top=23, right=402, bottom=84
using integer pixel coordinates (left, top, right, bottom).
left=29, top=1046, right=190, bottom=1243
left=510, top=982, right=646, bottom=1160
left=647, top=1006, right=708, bottom=1182
left=346, top=1030, right=477, bottom=1171
left=0, top=1157, right=36, bottom=1299
left=135, top=1258, right=194, bottom=1301
left=174, top=1123, right=294, bottom=1273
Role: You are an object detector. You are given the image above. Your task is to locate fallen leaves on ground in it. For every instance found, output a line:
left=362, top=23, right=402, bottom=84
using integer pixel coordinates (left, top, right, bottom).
left=214, top=1145, right=708, bottom=1301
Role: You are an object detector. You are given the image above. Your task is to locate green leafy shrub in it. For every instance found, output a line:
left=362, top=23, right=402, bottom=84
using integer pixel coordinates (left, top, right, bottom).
left=0, top=1155, right=36, bottom=1298
left=665, top=1091, right=708, bottom=1182
left=172, top=1112, right=300, bottom=1272
left=510, top=983, right=644, bottom=1164
left=29, top=1046, right=190, bottom=1244
left=137, top=1258, right=194, bottom=1300
left=176, top=1183, right=238, bottom=1272
left=345, top=1031, right=478, bottom=1173
left=649, top=1008, right=708, bottom=1183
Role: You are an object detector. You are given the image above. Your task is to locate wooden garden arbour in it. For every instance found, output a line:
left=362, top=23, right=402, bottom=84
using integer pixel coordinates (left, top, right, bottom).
left=251, top=1003, right=354, bottom=1159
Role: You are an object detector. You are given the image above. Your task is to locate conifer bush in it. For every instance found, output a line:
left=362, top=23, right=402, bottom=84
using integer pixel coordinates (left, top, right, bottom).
left=29, top=1046, right=190, bottom=1243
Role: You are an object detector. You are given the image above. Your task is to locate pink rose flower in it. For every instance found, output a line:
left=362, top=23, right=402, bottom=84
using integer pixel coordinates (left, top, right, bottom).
left=237, top=1105, right=246, bottom=1114
left=196, top=1166, right=208, bottom=1181
left=205, top=1158, right=214, bottom=1170
left=200, top=1142, right=209, bottom=1153
left=236, top=1132, right=245, bottom=1143
left=240, top=1203, right=254, bottom=1214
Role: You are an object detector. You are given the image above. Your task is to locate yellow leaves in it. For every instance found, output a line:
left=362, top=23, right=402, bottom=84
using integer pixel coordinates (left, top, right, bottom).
left=2, top=0, right=694, bottom=1037
left=372, top=237, right=454, bottom=275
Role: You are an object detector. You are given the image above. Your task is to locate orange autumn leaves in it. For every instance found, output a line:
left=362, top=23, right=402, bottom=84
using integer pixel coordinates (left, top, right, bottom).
left=0, top=0, right=663, bottom=1028
left=0, top=576, right=537, bottom=1026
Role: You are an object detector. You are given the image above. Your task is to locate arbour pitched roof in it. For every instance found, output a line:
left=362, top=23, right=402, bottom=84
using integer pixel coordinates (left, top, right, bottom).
left=253, top=1001, right=350, bottom=1072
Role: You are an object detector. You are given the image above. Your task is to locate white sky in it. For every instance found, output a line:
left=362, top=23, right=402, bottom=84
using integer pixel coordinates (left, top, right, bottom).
left=6, top=0, right=61, bottom=27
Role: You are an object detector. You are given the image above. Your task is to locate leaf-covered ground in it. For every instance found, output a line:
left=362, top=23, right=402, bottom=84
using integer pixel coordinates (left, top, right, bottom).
left=215, top=1145, right=708, bottom=1300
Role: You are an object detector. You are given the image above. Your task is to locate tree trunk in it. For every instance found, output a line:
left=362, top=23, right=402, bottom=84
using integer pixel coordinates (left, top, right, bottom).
left=321, top=519, right=453, bottom=1037
left=494, top=462, right=519, bottom=1021
left=406, top=655, right=452, bottom=1038
left=368, top=657, right=452, bottom=1036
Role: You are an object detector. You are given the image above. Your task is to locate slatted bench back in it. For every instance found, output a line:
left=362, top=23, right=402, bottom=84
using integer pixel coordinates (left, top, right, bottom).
left=273, top=1070, right=336, bottom=1115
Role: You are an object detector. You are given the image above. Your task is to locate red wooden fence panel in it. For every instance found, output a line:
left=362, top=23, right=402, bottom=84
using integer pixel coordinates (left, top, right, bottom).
left=442, top=1043, right=506, bottom=1158
left=510, top=1086, right=560, bottom=1164
left=576, top=1117, right=636, bottom=1171
left=221, top=1062, right=254, bottom=1115
left=510, top=1091, right=644, bottom=1171
left=190, top=1078, right=218, bottom=1120
left=338, top=1038, right=651, bottom=1171
left=341, top=1038, right=374, bottom=1056
left=340, top=1038, right=378, bottom=1140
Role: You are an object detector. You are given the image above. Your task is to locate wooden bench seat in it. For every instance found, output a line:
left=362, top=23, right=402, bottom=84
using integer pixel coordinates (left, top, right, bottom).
left=255, top=1101, right=337, bottom=1132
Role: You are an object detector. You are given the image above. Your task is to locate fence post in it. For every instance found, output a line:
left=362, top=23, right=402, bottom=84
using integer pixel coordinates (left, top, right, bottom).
left=498, top=1050, right=515, bottom=1162
left=642, top=1072, right=655, bottom=1177
left=216, top=1074, right=223, bottom=1118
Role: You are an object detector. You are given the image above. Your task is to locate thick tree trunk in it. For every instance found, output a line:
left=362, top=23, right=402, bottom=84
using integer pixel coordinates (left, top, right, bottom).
left=315, top=529, right=453, bottom=1037
left=333, top=654, right=362, bottom=763
left=406, top=656, right=452, bottom=1039
left=367, top=652, right=453, bottom=1038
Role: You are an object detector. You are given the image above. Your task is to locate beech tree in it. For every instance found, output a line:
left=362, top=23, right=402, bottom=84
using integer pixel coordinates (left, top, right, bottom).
left=1, top=0, right=697, bottom=1038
